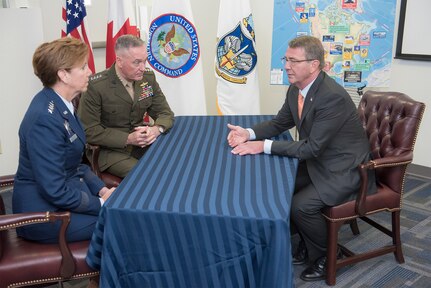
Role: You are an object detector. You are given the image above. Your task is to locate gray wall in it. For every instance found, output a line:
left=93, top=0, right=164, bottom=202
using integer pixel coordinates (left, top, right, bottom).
left=0, top=0, right=429, bottom=175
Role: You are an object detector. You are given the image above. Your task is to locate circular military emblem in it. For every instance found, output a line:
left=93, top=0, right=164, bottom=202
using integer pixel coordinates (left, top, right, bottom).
left=147, top=13, right=200, bottom=78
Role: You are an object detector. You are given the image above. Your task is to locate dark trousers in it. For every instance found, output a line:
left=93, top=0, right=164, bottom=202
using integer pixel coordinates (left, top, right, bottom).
left=291, top=161, right=327, bottom=262
left=105, top=145, right=150, bottom=178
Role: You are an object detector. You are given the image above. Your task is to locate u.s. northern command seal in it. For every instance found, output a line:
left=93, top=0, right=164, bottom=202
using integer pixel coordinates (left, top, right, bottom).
left=147, top=14, right=200, bottom=78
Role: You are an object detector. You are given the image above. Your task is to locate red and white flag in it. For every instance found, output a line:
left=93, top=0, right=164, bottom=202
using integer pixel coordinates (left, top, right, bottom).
left=106, top=0, right=138, bottom=68
left=62, top=0, right=95, bottom=73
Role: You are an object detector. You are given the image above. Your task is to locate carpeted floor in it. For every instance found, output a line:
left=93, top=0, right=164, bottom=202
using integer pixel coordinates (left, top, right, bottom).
left=293, top=172, right=431, bottom=288
left=1, top=172, right=430, bottom=287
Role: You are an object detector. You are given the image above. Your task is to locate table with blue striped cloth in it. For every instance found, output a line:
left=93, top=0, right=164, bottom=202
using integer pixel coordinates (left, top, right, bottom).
left=86, top=115, right=298, bottom=288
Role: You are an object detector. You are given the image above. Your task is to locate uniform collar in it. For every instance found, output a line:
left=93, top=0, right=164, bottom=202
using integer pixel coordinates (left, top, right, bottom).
left=115, top=64, right=134, bottom=88
left=52, top=90, right=75, bottom=116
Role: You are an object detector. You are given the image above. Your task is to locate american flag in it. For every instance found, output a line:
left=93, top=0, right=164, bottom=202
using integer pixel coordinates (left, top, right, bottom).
left=62, top=0, right=95, bottom=73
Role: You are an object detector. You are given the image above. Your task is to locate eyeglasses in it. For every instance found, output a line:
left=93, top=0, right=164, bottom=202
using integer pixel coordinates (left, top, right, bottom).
left=281, top=56, right=316, bottom=66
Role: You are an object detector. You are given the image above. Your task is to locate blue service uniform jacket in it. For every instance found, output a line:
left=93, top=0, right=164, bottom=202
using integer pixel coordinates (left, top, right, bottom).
left=13, top=87, right=105, bottom=243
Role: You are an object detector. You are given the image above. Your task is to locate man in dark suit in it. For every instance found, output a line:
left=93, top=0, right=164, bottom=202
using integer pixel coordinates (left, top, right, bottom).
left=78, top=35, right=174, bottom=178
left=227, top=35, right=375, bottom=281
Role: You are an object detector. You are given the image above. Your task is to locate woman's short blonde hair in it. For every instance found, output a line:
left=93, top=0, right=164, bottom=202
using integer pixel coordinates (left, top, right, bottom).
left=32, top=37, right=88, bottom=87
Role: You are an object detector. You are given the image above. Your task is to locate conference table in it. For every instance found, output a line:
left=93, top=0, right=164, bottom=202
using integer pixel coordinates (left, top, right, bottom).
left=86, top=115, right=298, bottom=288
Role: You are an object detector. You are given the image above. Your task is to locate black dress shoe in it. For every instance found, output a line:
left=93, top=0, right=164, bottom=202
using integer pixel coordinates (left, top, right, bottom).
left=300, top=249, right=343, bottom=282
left=292, top=240, right=308, bottom=265
left=300, top=255, right=327, bottom=281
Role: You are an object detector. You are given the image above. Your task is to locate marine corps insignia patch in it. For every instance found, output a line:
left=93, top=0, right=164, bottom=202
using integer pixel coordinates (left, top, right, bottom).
left=215, top=14, right=258, bottom=84
left=147, top=14, right=200, bottom=78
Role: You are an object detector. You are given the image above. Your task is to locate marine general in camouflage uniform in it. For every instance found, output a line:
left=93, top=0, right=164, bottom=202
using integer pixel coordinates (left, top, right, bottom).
left=78, top=35, right=174, bottom=178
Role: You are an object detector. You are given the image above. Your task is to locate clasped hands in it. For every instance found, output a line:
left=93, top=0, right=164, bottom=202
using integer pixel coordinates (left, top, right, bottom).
left=227, top=123, right=264, bottom=156
left=98, top=186, right=116, bottom=201
left=127, top=126, right=161, bottom=148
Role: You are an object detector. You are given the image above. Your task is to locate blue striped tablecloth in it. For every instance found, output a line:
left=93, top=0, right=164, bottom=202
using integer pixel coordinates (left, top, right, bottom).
left=86, top=115, right=298, bottom=288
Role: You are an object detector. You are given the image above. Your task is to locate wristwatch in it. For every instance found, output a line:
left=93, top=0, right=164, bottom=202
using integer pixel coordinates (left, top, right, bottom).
left=157, top=126, right=165, bottom=134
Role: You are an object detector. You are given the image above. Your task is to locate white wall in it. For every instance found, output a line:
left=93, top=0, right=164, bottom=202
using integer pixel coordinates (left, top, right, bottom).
left=0, top=8, right=43, bottom=175
left=1, top=0, right=430, bottom=173
left=390, top=59, right=430, bottom=168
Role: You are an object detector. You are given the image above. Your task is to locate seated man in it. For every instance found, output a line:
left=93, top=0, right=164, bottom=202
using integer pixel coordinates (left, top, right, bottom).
left=227, top=35, right=376, bottom=282
left=78, top=35, right=174, bottom=178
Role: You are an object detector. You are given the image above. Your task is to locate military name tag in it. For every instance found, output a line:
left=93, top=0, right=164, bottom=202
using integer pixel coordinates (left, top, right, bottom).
left=69, top=134, right=78, bottom=142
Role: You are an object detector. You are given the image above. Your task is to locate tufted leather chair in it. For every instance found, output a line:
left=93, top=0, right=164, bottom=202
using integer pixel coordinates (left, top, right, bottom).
left=72, top=96, right=122, bottom=189
left=322, top=91, right=426, bottom=285
left=84, top=143, right=122, bottom=188
left=0, top=175, right=98, bottom=288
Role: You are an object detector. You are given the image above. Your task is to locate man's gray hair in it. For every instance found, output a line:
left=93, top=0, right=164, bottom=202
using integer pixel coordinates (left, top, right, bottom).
left=115, top=34, right=145, bottom=52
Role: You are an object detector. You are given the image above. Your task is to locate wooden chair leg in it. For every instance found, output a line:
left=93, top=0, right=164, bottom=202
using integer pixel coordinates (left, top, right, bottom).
left=392, top=211, right=405, bottom=263
left=326, top=220, right=341, bottom=286
left=349, top=219, right=360, bottom=235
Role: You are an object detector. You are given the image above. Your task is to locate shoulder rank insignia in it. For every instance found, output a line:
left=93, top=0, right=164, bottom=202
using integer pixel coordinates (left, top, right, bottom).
left=89, top=73, right=103, bottom=81
left=48, top=101, right=54, bottom=114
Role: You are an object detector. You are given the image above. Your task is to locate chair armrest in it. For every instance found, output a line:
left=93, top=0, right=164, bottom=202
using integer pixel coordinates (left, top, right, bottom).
left=0, top=174, right=15, bottom=188
left=355, top=150, right=413, bottom=216
left=368, top=151, right=413, bottom=168
left=0, top=211, right=76, bottom=279
left=0, top=212, right=52, bottom=229
left=86, top=143, right=102, bottom=178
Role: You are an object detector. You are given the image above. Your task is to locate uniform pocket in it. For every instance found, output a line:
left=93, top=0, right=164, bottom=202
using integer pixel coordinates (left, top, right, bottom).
left=101, top=104, right=130, bottom=127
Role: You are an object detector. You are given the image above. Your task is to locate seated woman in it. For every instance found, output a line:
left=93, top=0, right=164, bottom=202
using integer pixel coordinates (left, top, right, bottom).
left=13, top=37, right=115, bottom=243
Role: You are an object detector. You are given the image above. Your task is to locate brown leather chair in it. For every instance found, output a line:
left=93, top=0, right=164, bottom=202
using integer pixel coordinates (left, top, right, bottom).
left=72, top=96, right=122, bottom=189
left=84, top=143, right=122, bottom=188
left=0, top=175, right=98, bottom=288
left=322, top=91, right=426, bottom=285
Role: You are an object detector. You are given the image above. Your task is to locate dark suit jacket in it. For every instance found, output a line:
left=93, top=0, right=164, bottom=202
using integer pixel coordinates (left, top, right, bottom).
left=253, top=71, right=375, bottom=206
left=13, top=88, right=105, bottom=241
left=78, top=65, right=174, bottom=171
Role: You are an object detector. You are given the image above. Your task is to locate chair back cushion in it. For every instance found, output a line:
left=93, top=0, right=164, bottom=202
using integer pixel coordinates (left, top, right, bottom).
left=0, top=175, right=15, bottom=260
left=72, top=94, right=80, bottom=111
left=0, top=195, right=4, bottom=259
left=358, top=91, right=425, bottom=194
left=0, top=195, right=4, bottom=216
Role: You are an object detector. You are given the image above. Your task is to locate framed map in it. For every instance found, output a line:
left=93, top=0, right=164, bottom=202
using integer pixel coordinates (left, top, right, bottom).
left=270, top=0, right=397, bottom=87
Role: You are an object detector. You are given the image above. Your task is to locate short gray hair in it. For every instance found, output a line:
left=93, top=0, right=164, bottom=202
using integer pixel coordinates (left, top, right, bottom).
left=115, top=34, right=145, bottom=52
